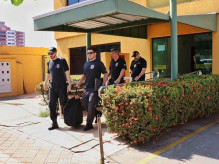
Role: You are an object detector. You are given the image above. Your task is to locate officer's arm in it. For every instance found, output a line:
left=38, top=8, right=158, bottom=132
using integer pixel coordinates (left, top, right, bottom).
left=108, top=70, right=111, bottom=77
left=130, top=63, right=133, bottom=75
left=130, top=69, right=133, bottom=75
left=102, top=73, right=108, bottom=86
left=138, top=68, right=146, bottom=78
left=117, top=69, right=125, bottom=82
left=44, top=73, right=50, bottom=91
left=77, top=74, right=86, bottom=88
left=65, top=71, right=71, bottom=85
left=65, top=70, right=72, bottom=92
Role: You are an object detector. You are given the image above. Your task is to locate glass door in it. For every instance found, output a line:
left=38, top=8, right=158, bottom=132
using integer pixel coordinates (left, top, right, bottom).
left=152, top=38, right=170, bottom=78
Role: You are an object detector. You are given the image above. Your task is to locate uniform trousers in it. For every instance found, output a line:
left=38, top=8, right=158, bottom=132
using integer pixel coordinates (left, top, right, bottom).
left=49, top=85, right=67, bottom=122
left=81, top=89, right=98, bottom=125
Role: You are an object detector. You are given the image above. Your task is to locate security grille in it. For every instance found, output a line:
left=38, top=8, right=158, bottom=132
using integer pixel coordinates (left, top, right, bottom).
left=0, top=62, right=11, bottom=93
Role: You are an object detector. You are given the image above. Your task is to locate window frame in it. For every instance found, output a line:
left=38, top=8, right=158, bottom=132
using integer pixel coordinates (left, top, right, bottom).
left=67, top=0, right=88, bottom=6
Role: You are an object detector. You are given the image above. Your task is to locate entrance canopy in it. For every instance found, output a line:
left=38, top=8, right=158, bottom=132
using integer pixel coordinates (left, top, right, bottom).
left=178, top=12, right=217, bottom=31
left=33, top=0, right=169, bottom=39
left=33, top=0, right=217, bottom=39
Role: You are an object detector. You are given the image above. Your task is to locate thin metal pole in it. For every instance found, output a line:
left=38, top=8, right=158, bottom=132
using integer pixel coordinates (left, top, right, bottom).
left=86, top=32, right=91, bottom=61
left=170, top=0, right=178, bottom=81
left=97, top=116, right=104, bottom=164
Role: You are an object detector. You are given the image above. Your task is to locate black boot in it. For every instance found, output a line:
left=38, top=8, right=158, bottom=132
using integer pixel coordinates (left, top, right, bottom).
left=95, top=110, right=102, bottom=123
left=48, top=121, right=59, bottom=130
left=83, top=123, right=93, bottom=131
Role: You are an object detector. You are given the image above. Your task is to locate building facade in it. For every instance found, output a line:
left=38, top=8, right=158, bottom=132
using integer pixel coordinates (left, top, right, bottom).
left=0, top=21, right=25, bottom=46
left=34, top=0, right=219, bottom=77
left=0, top=46, right=48, bottom=97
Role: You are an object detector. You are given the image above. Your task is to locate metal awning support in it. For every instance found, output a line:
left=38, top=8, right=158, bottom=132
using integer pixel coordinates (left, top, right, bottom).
left=86, top=33, right=91, bottom=61
left=170, top=0, right=178, bottom=81
left=177, top=12, right=217, bottom=31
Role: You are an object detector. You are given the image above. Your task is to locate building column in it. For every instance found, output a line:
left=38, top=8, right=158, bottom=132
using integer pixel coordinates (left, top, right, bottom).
left=170, top=0, right=178, bottom=81
left=86, top=32, right=91, bottom=61
left=212, top=14, right=219, bottom=74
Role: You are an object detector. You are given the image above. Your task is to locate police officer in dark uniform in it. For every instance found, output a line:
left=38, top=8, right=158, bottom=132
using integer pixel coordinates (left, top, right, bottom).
left=44, top=47, right=71, bottom=130
left=108, top=48, right=127, bottom=85
left=77, top=46, right=108, bottom=131
left=130, top=51, right=147, bottom=81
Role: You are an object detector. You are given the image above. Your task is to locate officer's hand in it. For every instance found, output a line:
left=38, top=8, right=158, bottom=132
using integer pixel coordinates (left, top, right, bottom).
left=44, top=84, right=48, bottom=91
left=76, top=83, right=80, bottom=88
left=134, top=76, right=140, bottom=81
left=115, top=79, right=120, bottom=84
left=67, top=85, right=71, bottom=92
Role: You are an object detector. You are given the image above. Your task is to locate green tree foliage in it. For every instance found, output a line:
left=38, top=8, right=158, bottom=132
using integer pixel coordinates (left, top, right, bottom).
left=11, top=0, right=24, bottom=6
left=10, top=0, right=37, bottom=6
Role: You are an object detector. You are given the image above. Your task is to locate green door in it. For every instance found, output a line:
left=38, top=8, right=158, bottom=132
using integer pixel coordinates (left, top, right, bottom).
left=152, top=38, right=170, bottom=78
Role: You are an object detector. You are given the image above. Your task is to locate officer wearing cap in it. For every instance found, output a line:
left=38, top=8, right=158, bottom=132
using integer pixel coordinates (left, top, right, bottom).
left=130, top=51, right=147, bottom=81
left=44, top=47, right=71, bottom=130
left=108, top=48, right=127, bottom=85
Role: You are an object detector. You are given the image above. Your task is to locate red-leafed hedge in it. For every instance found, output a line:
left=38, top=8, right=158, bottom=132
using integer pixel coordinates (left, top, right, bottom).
left=101, top=74, right=219, bottom=144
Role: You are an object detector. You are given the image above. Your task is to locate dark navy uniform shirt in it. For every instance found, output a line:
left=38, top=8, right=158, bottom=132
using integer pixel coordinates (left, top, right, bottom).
left=83, top=59, right=107, bottom=89
left=130, top=57, right=147, bottom=81
left=47, top=58, right=69, bottom=87
left=109, top=57, right=127, bottom=84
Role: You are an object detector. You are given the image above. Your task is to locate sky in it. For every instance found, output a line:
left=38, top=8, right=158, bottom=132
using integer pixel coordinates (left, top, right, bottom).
left=0, top=0, right=57, bottom=48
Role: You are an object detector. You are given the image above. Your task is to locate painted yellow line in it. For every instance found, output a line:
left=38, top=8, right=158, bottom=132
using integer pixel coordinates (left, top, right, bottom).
left=137, top=119, right=219, bottom=164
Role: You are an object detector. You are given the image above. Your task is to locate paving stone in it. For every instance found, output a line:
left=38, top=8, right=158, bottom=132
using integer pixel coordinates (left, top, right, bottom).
left=58, top=150, right=73, bottom=160
left=0, top=140, right=4, bottom=145
left=20, top=157, right=35, bottom=163
left=11, top=149, right=27, bottom=158
left=0, top=140, right=15, bottom=147
left=45, top=149, right=62, bottom=163
left=2, top=148, right=17, bottom=156
left=0, top=146, right=10, bottom=151
left=5, top=157, right=19, bottom=163
left=71, top=140, right=99, bottom=153
left=31, top=152, right=48, bottom=163
left=0, top=157, right=9, bottom=162
left=0, top=152, right=9, bottom=158
left=22, top=149, right=38, bottom=159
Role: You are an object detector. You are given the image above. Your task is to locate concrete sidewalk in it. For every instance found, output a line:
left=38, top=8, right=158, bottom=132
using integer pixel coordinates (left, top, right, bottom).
left=0, top=94, right=128, bottom=164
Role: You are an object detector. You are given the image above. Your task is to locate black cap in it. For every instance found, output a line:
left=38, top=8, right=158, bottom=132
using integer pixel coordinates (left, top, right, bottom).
left=110, top=48, right=120, bottom=53
left=48, top=47, right=57, bottom=53
left=132, top=51, right=139, bottom=57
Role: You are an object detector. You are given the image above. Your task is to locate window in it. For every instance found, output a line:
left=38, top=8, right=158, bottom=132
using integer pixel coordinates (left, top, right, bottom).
left=67, top=0, right=88, bottom=6
left=69, top=42, right=120, bottom=74
left=152, top=33, right=212, bottom=76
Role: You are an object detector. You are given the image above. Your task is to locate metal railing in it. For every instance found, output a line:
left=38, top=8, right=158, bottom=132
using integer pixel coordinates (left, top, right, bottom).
left=98, top=70, right=159, bottom=97
left=185, top=70, right=202, bottom=75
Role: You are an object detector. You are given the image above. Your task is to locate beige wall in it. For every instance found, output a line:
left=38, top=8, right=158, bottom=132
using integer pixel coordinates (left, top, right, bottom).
left=150, top=0, right=219, bottom=15
left=212, top=15, right=219, bottom=74
left=0, top=46, right=48, bottom=97
left=57, top=33, right=148, bottom=75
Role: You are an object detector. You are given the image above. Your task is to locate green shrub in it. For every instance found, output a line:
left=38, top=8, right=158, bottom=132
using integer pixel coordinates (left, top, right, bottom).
left=39, top=110, right=50, bottom=117
left=101, top=74, right=219, bottom=144
left=35, top=76, right=84, bottom=107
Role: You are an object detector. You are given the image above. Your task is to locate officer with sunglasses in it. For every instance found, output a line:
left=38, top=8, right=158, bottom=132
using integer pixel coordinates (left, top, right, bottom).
left=77, top=46, right=108, bottom=131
